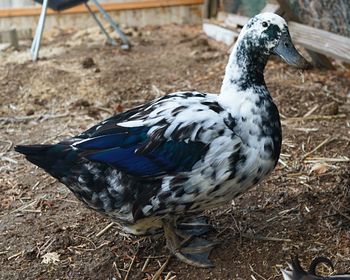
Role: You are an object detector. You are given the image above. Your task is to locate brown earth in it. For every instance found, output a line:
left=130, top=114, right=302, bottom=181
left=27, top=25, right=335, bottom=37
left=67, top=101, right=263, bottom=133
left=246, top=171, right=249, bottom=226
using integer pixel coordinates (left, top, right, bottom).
left=0, top=24, right=350, bottom=280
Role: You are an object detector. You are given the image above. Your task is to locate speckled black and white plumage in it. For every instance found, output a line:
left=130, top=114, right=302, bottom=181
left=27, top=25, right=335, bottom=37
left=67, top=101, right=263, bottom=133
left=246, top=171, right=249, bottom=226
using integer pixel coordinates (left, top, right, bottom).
left=17, top=14, right=301, bottom=238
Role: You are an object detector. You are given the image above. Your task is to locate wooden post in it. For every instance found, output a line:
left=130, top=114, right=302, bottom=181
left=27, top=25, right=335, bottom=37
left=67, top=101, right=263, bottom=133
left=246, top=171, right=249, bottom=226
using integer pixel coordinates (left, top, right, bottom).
left=203, top=0, right=211, bottom=18
left=277, top=0, right=334, bottom=69
left=0, top=29, right=19, bottom=50
left=210, top=0, right=218, bottom=18
left=203, top=0, right=219, bottom=19
left=9, top=29, right=19, bottom=50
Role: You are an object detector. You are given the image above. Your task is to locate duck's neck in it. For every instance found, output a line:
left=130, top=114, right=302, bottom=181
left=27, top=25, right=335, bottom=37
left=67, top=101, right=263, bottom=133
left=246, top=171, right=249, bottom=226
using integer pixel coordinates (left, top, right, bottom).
left=220, top=36, right=269, bottom=94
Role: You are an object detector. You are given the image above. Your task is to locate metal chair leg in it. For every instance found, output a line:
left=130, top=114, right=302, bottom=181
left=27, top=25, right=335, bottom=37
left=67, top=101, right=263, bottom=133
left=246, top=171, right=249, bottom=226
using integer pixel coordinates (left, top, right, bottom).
left=90, top=0, right=130, bottom=49
left=31, top=0, right=48, bottom=61
left=31, top=8, right=41, bottom=55
left=84, top=2, right=117, bottom=46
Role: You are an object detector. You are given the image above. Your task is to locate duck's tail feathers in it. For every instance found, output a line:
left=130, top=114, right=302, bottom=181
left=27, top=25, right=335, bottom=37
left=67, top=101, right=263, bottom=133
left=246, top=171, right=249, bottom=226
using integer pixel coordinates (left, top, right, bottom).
left=15, top=144, right=76, bottom=179
left=15, top=144, right=53, bottom=167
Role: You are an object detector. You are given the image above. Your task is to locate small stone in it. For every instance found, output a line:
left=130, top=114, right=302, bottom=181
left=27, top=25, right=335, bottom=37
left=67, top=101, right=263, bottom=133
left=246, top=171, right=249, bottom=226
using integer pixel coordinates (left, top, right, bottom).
left=82, top=57, right=95, bottom=69
left=320, top=101, right=339, bottom=115
left=26, top=108, right=35, bottom=116
left=74, top=99, right=90, bottom=108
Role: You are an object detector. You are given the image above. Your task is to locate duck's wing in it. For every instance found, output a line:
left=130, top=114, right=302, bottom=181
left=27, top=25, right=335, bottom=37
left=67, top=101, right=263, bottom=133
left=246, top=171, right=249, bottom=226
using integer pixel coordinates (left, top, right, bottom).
left=71, top=92, right=238, bottom=178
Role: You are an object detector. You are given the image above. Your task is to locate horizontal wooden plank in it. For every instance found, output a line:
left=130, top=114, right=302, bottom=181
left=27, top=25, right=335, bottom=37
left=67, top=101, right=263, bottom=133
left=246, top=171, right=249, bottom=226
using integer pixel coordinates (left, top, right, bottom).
left=0, top=42, right=11, bottom=51
left=260, top=3, right=282, bottom=14
left=288, top=21, right=350, bottom=63
left=224, top=13, right=248, bottom=27
left=0, top=0, right=204, bottom=18
left=203, top=21, right=238, bottom=45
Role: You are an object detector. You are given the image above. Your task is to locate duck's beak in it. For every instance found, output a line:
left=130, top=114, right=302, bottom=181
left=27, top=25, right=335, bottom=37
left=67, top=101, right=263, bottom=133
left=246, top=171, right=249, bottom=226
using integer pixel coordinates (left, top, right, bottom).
left=272, top=31, right=311, bottom=69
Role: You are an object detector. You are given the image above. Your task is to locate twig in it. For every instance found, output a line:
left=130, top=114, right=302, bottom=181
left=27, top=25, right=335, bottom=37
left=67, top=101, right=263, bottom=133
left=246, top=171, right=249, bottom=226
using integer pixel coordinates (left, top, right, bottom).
left=278, top=158, right=288, bottom=168
left=302, top=137, right=334, bottom=159
left=124, top=254, right=136, bottom=280
left=141, top=256, right=150, bottom=272
left=280, top=153, right=291, bottom=158
left=37, top=236, right=56, bottom=257
left=22, top=209, right=41, bottom=213
left=117, top=231, right=133, bottom=240
left=0, top=113, right=69, bottom=124
left=0, top=139, right=13, bottom=152
left=152, top=256, right=171, bottom=280
left=113, top=262, right=122, bottom=278
left=57, top=198, right=79, bottom=204
left=141, top=255, right=168, bottom=259
left=290, top=127, right=319, bottom=133
left=39, top=113, right=69, bottom=122
left=249, top=264, right=267, bottom=280
left=283, top=114, right=346, bottom=121
left=10, top=199, right=38, bottom=214
left=0, top=115, right=38, bottom=123
left=331, top=204, right=350, bottom=221
left=96, top=222, right=115, bottom=237
left=92, top=106, right=113, bottom=114
left=7, top=251, right=24, bottom=260
left=76, top=235, right=97, bottom=250
left=32, top=181, right=40, bottom=189
left=95, top=241, right=110, bottom=250
left=241, top=234, right=291, bottom=242
left=266, top=206, right=299, bottom=223
left=303, top=104, right=319, bottom=117
left=164, top=272, right=176, bottom=280
left=151, top=84, right=166, bottom=98
left=304, top=157, right=350, bottom=163
left=0, top=156, right=17, bottom=164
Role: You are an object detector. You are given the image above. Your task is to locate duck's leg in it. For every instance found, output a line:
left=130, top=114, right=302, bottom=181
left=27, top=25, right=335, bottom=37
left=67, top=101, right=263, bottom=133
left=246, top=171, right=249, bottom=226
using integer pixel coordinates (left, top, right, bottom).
left=177, top=216, right=214, bottom=237
left=163, top=218, right=217, bottom=268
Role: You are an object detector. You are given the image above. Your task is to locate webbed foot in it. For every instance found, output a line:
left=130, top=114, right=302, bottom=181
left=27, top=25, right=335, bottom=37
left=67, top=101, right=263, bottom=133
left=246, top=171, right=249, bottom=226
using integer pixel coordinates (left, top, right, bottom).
left=163, top=218, right=217, bottom=268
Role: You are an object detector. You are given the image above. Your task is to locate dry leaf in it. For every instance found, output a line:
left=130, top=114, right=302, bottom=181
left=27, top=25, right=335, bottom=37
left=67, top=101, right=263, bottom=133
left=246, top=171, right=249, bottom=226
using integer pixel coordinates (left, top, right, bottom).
left=115, top=104, right=124, bottom=113
left=309, top=162, right=330, bottom=175
left=41, top=252, right=60, bottom=265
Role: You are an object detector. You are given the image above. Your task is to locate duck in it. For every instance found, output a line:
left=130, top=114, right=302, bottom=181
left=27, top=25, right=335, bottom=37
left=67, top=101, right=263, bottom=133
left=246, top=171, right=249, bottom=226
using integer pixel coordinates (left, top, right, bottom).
left=16, top=13, right=309, bottom=268
left=281, top=256, right=350, bottom=280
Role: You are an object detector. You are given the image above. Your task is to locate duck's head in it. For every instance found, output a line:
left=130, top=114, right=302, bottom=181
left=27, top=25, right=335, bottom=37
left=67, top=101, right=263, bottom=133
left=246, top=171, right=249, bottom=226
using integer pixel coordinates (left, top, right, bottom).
left=239, top=13, right=310, bottom=69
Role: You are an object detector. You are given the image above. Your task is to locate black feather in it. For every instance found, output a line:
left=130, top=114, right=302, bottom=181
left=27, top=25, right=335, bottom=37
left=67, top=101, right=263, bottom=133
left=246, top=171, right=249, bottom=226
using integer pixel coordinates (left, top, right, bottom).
left=15, top=144, right=78, bottom=179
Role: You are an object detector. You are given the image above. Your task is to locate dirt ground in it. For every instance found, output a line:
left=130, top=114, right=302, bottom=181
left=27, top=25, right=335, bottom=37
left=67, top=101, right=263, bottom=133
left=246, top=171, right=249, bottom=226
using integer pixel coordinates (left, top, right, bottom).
left=1, top=24, right=350, bottom=280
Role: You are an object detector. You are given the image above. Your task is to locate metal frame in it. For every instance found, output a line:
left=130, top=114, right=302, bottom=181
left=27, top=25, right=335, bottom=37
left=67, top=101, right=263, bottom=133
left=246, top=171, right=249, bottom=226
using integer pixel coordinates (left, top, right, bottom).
left=31, top=0, right=130, bottom=61
left=31, top=0, right=48, bottom=61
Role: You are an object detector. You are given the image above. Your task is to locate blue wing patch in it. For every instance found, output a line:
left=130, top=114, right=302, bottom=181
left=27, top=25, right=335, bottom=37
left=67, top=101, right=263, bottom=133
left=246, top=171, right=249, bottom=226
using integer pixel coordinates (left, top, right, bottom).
left=75, top=127, right=148, bottom=150
left=76, top=126, right=208, bottom=177
left=86, top=146, right=163, bottom=176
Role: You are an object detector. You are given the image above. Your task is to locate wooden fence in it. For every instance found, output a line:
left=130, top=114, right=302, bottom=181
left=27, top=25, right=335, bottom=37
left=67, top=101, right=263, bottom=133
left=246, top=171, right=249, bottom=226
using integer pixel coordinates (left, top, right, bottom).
left=0, top=0, right=204, bottom=31
left=203, top=0, right=350, bottom=68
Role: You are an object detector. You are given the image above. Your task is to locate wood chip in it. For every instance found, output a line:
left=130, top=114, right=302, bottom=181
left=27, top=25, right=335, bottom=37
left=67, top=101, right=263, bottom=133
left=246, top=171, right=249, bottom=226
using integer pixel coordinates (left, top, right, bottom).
left=95, top=222, right=115, bottom=237
left=309, top=162, right=331, bottom=175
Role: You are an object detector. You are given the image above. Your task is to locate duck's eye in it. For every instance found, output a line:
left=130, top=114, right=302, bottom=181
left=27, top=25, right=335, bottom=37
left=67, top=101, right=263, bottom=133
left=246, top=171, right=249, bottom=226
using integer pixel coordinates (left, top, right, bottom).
left=262, top=21, right=268, bottom=28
